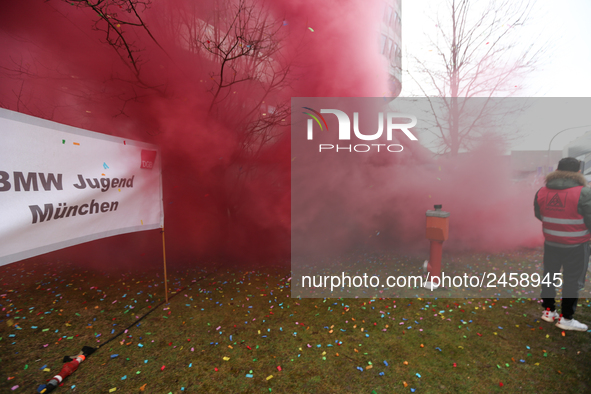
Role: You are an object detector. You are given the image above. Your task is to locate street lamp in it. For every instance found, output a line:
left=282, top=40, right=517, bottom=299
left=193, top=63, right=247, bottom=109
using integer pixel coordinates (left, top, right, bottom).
left=546, top=125, right=591, bottom=175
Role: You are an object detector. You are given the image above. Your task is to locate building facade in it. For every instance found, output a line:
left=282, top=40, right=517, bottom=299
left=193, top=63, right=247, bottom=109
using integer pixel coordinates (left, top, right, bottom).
left=379, top=0, right=402, bottom=97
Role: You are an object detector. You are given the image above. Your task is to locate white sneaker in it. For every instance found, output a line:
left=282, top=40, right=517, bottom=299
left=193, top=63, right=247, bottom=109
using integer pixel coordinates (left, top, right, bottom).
left=541, top=309, right=559, bottom=323
left=555, top=317, right=588, bottom=331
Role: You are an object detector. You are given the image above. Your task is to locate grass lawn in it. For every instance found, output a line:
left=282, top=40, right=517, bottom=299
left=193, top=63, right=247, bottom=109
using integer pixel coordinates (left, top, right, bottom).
left=2, top=248, right=591, bottom=393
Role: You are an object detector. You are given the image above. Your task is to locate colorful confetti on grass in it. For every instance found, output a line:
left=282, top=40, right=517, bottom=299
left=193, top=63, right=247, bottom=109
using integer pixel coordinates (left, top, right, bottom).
left=1, top=250, right=591, bottom=392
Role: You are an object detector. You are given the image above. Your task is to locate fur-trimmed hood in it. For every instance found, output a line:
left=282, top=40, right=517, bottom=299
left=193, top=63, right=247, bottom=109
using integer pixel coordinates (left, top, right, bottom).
left=545, top=170, right=588, bottom=188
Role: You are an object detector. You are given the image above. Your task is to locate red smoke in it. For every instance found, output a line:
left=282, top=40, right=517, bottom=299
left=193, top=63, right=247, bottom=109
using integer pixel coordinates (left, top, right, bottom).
left=0, top=0, right=541, bottom=269
left=291, top=106, right=542, bottom=258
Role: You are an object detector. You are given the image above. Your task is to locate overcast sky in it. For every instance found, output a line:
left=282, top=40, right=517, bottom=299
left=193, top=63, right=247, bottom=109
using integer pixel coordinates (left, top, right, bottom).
left=401, top=0, right=591, bottom=152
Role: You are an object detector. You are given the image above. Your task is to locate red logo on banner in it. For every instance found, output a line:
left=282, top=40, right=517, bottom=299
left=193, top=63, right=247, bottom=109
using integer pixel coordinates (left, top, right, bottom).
left=140, top=150, right=157, bottom=170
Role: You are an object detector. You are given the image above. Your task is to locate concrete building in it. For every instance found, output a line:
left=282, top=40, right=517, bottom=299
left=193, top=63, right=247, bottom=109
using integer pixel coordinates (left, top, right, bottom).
left=379, top=0, right=402, bottom=97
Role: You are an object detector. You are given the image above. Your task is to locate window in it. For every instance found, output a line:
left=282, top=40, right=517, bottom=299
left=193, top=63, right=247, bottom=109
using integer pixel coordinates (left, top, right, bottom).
left=379, top=34, right=387, bottom=55
left=385, top=39, right=393, bottom=57
left=383, top=4, right=393, bottom=25
left=390, top=43, right=398, bottom=61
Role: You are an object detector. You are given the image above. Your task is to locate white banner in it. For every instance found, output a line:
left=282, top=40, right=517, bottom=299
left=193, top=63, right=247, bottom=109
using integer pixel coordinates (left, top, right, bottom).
left=0, top=108, right=163, bottom=266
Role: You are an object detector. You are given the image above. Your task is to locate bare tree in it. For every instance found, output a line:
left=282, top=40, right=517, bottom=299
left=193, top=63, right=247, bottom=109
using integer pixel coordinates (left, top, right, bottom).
left=183, top=0, right=292, bottom=218
left=406, top=0, right=545, bottom=155
left=65, top=0, right=292, bottom=156
left=191, top=0, right=291, bottom=144
left=64, top=0, right=168, bottom=83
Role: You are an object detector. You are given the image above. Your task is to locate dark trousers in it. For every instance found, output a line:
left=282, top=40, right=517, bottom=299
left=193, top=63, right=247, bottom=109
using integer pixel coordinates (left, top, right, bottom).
left=541, top=242, right=589, bottom=319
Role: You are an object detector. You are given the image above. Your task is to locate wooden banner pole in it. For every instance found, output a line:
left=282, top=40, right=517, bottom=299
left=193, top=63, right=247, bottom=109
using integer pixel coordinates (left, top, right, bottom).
left=162, top=225, right=169, bottom=303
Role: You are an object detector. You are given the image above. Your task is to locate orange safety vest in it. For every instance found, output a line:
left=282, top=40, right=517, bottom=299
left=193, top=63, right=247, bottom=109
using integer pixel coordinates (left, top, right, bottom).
left=537, top=186, right=591, bottom=244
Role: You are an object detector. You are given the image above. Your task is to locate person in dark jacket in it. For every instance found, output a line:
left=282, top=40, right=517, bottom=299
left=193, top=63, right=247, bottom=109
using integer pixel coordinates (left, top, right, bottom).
left=534, top=157, right=591, bottom=331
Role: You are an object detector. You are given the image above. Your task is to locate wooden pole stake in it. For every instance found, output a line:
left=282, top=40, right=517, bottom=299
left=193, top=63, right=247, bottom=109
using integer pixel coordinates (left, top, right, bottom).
left=162, top=226, right=168, bottom=303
